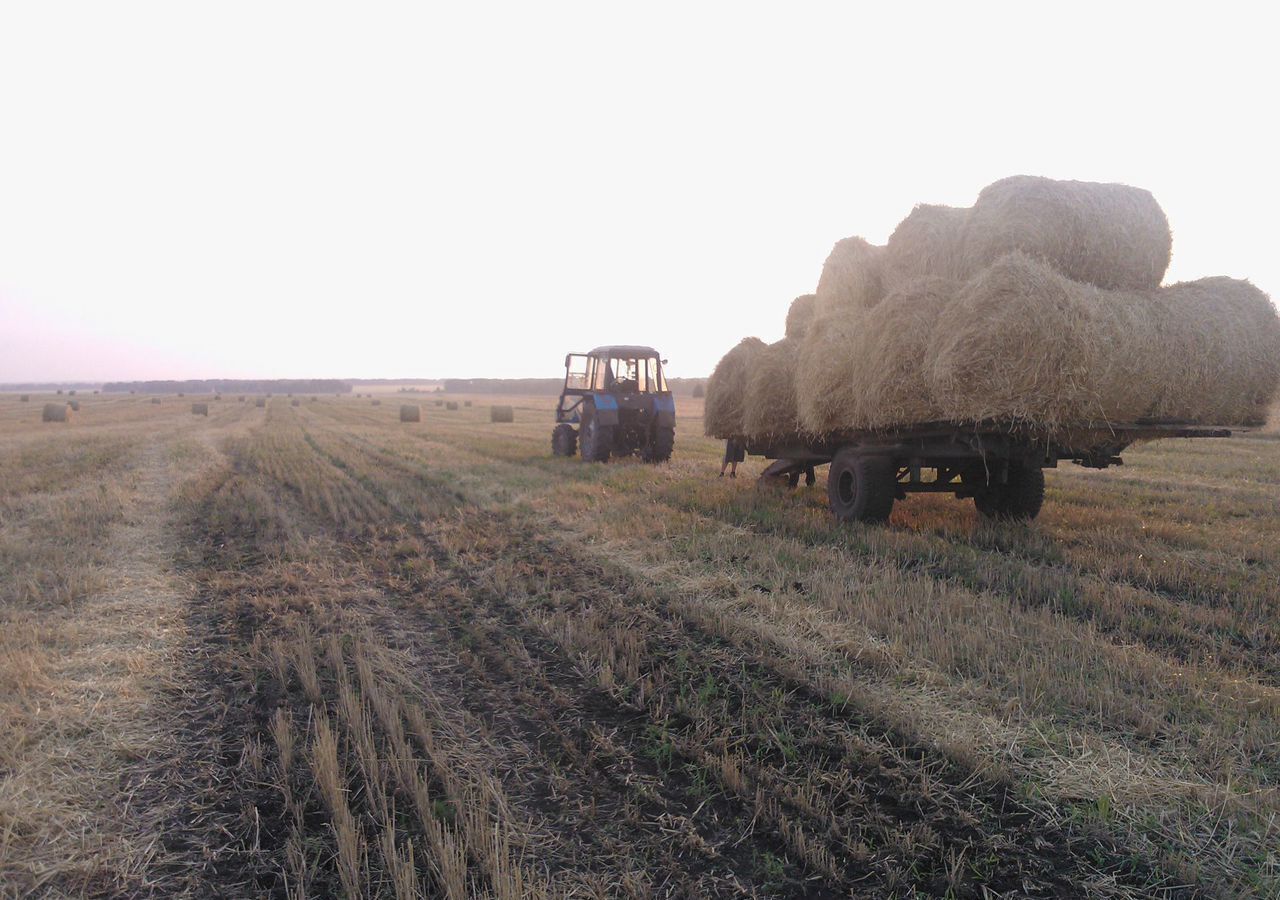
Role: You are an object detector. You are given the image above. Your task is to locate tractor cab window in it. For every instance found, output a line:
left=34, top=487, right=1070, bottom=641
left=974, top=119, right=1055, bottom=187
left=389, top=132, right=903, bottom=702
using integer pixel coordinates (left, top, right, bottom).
left=610, top=358, right=641, bottom=392
left=565, top=354, right=590, bottom=390
left=592, top=356, right=666, bottom=393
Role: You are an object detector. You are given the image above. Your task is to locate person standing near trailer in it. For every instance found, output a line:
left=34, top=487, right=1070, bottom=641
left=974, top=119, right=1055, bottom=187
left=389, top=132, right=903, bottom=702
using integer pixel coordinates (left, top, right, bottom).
left=720, top=438, right=745, bottom=478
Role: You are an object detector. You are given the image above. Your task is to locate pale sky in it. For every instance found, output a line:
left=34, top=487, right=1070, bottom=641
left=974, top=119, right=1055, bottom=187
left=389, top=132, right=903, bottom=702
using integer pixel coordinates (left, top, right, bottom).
left=1, top=2, right=1276, bottom=383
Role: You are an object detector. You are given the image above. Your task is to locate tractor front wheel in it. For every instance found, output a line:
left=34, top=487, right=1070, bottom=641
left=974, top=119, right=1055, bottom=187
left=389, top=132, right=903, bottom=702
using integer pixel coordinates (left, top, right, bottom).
left=551, top=424, right=577, bottom=457
left=579, top=416, right=613, bottom=462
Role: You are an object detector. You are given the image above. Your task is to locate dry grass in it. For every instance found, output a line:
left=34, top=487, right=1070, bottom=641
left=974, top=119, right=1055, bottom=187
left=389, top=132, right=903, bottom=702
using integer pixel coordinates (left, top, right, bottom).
left=3, top=392, right=1279, bottom=896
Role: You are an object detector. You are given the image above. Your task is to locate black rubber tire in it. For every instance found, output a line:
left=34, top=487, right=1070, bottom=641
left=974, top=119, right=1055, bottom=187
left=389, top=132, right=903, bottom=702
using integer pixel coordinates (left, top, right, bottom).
left=826, top=451, right=896, bottom=524
left=579, top=415, right=613, bottom=462
left=969, top=462, right=1045, bottom=521
left=642, top=426, right=675, bottom=463
left=551, top=424, right=577, bottom=457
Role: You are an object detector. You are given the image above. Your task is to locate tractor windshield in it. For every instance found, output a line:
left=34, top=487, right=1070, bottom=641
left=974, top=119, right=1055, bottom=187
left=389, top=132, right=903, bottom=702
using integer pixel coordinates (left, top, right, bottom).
left=594, top=356, right=667, bottom=393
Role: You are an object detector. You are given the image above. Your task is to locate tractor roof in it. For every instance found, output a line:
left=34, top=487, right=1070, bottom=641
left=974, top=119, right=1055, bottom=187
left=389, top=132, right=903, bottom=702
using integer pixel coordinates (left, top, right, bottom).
left=588, top=345, right=661, bottom=359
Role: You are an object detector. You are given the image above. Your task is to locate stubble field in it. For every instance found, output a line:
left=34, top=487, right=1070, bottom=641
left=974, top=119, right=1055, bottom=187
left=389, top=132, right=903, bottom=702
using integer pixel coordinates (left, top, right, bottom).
left=2, top=392, right=1279, bottom=899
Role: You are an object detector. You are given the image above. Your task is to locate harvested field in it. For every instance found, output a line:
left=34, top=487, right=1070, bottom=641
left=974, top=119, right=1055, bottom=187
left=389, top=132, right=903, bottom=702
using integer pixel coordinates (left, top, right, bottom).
left=2, top=393, right=1279, bottom=897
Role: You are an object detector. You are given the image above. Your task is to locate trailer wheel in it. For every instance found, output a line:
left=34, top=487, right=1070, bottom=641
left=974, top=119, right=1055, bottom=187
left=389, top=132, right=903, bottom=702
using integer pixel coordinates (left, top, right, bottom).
left=579, top=415, right=613, bottom=462
left=826, top=451, right=896, bottom=524
left=551, top=424, right=577, bottom=457
left=642, top=425, right=674, bottom=463
left=971, top=463, right=1045, bottom=521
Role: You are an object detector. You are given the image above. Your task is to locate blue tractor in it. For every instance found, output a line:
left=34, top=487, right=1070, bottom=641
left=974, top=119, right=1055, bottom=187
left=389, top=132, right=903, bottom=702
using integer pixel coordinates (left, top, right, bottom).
left=552, top=346, right=676, bottom=462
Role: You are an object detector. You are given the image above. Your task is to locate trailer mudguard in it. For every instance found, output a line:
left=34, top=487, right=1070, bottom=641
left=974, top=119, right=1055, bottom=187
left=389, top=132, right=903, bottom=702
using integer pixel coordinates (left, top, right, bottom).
left=653, top=394, right=676, bottom=428
left=589, top=393, right=619, bottom=426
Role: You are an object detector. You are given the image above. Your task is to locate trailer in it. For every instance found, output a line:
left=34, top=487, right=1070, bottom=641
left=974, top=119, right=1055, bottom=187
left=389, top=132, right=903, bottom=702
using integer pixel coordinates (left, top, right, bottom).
left=746, top=421, right=1234, bottom=523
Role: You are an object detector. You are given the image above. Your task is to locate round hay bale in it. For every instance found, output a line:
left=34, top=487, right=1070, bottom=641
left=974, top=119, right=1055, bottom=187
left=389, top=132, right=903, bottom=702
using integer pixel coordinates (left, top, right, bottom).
left=744, top=338, right=803, bottom=440
left=490, top=405, right=514, bottom=423
left=962, top=175, right=1172, bottom=291
left=794, top=312, right=867, bottom=435
left=42, top=403, right=69, bottom=422
left=68, top=400, right=81, bottom=411
left=691, top=383, right=705, bottom=399
left=178, top=392, right=185, bottom=397
left=784, top=294, right=818, bottom=339
left=19, top=394, right=29, bottom=402
left=464, top=400, right=473, bottom=408
left=704, top=337, right=766, bottom=438
left=56, top=389, right=63, bottom=395
left=1147, top=277, right=1280, bottom=425
left=400, top=404, right=421, bottom=422
left=435, top=399, right=444, bottom=407
left=238, top=396, right=245, bottom=402
left=290, top=399, right=301, bottom=407
left=446, top=401, right=459, bottom=411
left=883, top=204, right=970, bottom=286
left=814, top=237, right=886, bottom=317
left=254, top=398, right=266, bottom=408
left=150, top=397, right=162, bottom=405
left=813, top=278, right=956, bottom=432
left=68, top=390, right=76, bottom=396
left=214, top=395, right=222, bottom=401
left=191, top=402, right=209, bottom=416
left=371, top=399, right=381, bottom=406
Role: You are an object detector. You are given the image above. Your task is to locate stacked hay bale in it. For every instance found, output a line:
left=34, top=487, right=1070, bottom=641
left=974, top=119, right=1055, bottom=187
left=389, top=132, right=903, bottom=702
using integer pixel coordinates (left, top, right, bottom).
left=400, top=404, right=421, bottom=422
left=42, top=403, right=69, bottom=422
left=490, top=405, right=514, bottom=423
left=707, top=176, right=1280, bottom=441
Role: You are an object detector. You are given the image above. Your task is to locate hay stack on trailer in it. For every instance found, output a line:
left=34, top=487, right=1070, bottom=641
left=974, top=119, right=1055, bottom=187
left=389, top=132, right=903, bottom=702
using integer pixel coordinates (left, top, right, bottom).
left=708, top=176, right=1280, bottom=441
left=490, top=405, right=514, bottom=423
left=400, top=404, right=421, bottom=422
left=42, top=403, right=69, bottom=422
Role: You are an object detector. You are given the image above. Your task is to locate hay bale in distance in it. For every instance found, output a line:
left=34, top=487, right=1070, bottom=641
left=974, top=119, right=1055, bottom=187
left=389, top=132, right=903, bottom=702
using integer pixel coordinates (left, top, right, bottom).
left=150, top=397, right=162, bottom=405
left=435, top=399, right=444, bottom=407
left=68, top=390, right=76, bottom=396
left=814, top=237, right=886, bottom=318
left=785, top=294, right=818, bottom=339
left=490, top=405, right=514, bottom=423
left=290, top=399, right=301, bottom=407
left=464, top=400, right=473, bottom=408
left=962, top=175, right=1172, bottom=291
left=238, top=396, right=246, bottom=402
left=19, top=394, right=29, bottom=402
left=446, top=401, right=459, bottom=411
left=400, top=404, right=421, bottom=422
left=704, top=336, right=766, bottom=438
left=692, top=383, right=705, bottom=399
left=255, top=398, right=266, bottom=408
left=68, top=400, right=80, bottom=411
left=191, top=403, right=209, bottom=416
left=56, top=389, right=63, bottom=395
left=42, top=403, right=69, bottom=422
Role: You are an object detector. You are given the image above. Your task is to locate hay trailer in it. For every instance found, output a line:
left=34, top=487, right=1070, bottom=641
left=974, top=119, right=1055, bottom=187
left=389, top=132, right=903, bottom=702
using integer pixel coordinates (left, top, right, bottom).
left=552, top=346, right=675, bottom=462
left=751, top=422, right=1233, bottom=523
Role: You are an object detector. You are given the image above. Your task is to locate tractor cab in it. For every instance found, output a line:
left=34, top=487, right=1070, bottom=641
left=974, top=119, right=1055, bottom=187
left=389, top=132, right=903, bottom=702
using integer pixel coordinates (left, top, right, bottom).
left=553, top=346, right=676, bottom=463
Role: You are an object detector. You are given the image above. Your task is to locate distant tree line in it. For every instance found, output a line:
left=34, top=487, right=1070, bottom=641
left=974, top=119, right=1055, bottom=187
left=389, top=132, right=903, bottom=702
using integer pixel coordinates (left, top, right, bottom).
left=442, top=377, right=707, bottom=395
left=103, top=379, right=352, bottom=394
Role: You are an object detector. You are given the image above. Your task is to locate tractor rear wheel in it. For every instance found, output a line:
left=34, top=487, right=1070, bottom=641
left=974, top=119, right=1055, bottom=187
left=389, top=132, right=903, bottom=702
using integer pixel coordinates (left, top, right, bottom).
left=826, top=451, right=896, bottom=524
left=642, top=425, right=674, bottom=463
left=579, top=416, right=613, bottom=462
left=551, top=424, right=577, bottom=457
